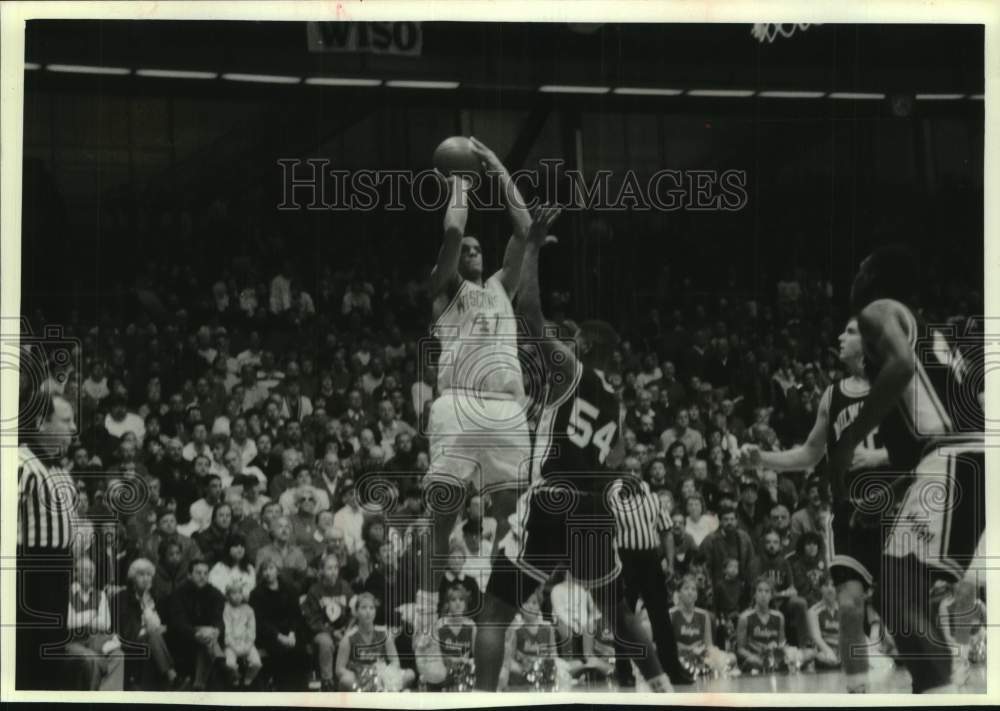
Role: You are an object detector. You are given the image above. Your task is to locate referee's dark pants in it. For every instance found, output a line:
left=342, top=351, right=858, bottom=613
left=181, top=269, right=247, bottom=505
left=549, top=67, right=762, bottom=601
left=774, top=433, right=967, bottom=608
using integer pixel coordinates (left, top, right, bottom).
left=16, top=547, right=73, bottom=690
left=614, top=547, right=686, bottom=685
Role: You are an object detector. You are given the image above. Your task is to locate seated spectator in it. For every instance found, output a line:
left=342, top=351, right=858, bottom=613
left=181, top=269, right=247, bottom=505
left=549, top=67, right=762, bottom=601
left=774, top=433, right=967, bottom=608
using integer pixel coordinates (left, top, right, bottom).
left=279, top=465, right=330, bottom=515
left=142, top=507, right=202, bottom=569
left=807, top=576, right=841, bottom=669
left=503, top=590, right=557, bottom=689
left=255, top=515, right=309, bottom=595
left=105, top=394, right=146, bottom=445
left=683, top=494, right=719, bottom=547
left=208, top=532, right=257, bottom=598
left=436, top=586, right=478, bottom=683
left=757, top=469, right=797, bottom=515
left=712, top=558, right=746, bottom=648
left=438, top=544, right=481, bottom=618
left=66, top=557, right=124, bottom=691
left=281, top=420, right=315, bottom=468
left=187, top=473, right=223, bottom=535
left=111, top=558, right=179, bottom=690
left=750, top=528, right=811, bottom=650
left=663, top=442, right=690, bottom=484
left=761, top=504, right=794, bottom=554
left=302, top=554, right=354, bottom=691
left=250, top=557, right=307, bottom=691
left=660, top=410, right=705, bottom=459
left=646, top=458, right=670, bottom=491
left=83, top=360, right=111, bottom=405
left=332, top=480, right=364, bottom=553
left=736, top=577, right=792, bottom=672
left=789, top=531, right=827, bottom=607
left=669, top=575, right=719, bottom=672
left=167, top=559, right=226, bottom=691
left=268, top=449, right=300, bottom=502
left=313, top=451, right=344, bottom=505
left=336, top=592, right=414, bottom=691
left=789, top=478, right=830, bottom=552
left=193, top=502, right=235, bottom=567
left=669, top=511, right=698, bottom=581
left=700, top=500, right=755, bottom=602
left=736, top=478, right=768, bottom=537
left=238, top=498, right=280, bottom=562
left=236, top=473, right=271, bottom=520
left=153, top=538, right=188, bottom=602
left=182, top=423, right=214, bottom=463
left=372, top=399, right=415, bottom=462
left=287, top=486, right=322, bottom=551
left=221, top=580, right=263, bottom=688
left=250, top=433, right=280, bottom=481
left=211, top=398, right=242, bottom=438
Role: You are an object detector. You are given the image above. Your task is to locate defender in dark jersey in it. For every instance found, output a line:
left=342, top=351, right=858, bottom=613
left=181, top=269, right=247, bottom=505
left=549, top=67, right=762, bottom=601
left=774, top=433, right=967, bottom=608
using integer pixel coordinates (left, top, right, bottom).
left=741, top=317, right=891, bottom=691
left=472, top=206, right=672, bottom=693
left=829, top=244, right=985, bottom=693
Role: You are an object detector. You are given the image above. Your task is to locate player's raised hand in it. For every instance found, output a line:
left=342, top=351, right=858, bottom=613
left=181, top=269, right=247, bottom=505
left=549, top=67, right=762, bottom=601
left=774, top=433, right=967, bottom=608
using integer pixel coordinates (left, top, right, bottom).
left=528, top=204, right=562, bottom=245
left=469, top=136, right=503, bottom=172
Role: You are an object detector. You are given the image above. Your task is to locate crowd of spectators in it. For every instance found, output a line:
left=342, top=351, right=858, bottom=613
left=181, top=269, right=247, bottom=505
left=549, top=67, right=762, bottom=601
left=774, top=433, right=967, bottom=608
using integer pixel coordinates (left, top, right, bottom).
left=23, top=212, right=983, bottom=690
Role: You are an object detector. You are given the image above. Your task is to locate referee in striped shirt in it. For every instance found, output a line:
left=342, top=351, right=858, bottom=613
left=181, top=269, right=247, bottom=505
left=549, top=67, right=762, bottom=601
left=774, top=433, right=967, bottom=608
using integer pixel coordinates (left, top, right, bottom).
left=17, top=390, right=77, bottom=690
left=608, top=460, right=691, bottom=686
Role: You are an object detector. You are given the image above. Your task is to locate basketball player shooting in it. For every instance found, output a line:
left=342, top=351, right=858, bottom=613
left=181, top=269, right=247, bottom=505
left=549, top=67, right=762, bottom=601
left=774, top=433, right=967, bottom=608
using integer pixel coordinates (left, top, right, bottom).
left=740, top=317, right=891, bottom=693
left=827, top=245, right=985, bottom=693
left=474, top=205, right=673, bottom=693
left=412, top=137, right=533, bottom=681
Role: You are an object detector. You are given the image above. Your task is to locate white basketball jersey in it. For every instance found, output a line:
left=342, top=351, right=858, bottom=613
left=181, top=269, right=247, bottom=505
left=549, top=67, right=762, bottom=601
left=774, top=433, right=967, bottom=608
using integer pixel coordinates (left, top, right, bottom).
left=433, top=275, right=524, bottom=397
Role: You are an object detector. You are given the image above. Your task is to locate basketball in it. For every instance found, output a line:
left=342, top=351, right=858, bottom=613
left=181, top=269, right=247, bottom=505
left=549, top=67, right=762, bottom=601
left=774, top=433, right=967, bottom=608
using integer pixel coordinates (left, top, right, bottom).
left=432, top=136, right=480, bottom=177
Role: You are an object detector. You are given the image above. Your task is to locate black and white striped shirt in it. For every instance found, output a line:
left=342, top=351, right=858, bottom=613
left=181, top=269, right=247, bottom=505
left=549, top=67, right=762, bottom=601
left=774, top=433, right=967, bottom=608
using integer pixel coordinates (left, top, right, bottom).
left=18, top=445, right=75, bottom=550
left=608, top=477, right=671, bottom=551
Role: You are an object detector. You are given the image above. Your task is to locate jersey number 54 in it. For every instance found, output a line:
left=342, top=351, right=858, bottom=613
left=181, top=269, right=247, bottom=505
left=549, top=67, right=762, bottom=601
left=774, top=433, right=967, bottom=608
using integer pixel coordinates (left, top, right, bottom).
left=567, top=397, right=617, bottom=463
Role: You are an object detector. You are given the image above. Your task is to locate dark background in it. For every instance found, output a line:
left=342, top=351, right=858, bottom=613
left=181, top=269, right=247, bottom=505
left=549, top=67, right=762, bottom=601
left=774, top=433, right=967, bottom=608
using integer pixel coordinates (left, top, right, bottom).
left=20, top=21, right=984, bottom=332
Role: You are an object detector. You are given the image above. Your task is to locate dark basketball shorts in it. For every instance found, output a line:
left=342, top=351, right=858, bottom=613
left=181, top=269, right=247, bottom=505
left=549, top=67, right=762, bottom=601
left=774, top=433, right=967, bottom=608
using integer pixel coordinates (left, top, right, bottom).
left=488, top=483, right=623, bottom=613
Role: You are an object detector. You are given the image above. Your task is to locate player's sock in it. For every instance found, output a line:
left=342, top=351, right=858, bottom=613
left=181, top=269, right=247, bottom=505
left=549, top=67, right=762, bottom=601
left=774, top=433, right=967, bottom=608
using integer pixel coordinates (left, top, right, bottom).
left=845, top=672, right=868, bottom=693
left=645, top=672, right=673, bottom=692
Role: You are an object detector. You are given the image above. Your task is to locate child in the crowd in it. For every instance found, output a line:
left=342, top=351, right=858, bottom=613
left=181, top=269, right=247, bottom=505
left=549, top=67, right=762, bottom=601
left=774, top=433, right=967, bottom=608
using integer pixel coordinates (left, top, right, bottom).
left=437, top=544, right=481, bottom=618
left=670, top=575, right=715, bottom=673
left=301, top=554, right=354, bottom=691
left=222, top=579, right=263, bottom=688
left=940, top=579, right=987, bottom=685
left=736, top=577, right=788, bottom=673
left=503, top=590, right=557, bottom=689
left=688, top=556, right=715, bottom=612
left=335, top=592, right=414, bottom=691
left=66, top=556, right=124, bottom=691
left=807, top=576, right=840, bottom=668
left=435, top=585, right=478, bottom=689
left=713, top=558, right=745, bottom=649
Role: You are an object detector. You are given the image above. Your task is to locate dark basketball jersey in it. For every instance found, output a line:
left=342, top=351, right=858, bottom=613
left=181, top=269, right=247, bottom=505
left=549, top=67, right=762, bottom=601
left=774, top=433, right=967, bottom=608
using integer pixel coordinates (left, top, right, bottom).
left=741, top=609, right=784, bottom=654
left=670, top=606, right=710, bottom=648
left=437, top=618, right=475, bottom=658
left=514, top=623, right=555, bottom=665
left=503, top=362, right=623, bottom=588
left=862, top=303, right=984, bottom=470
left=811, top=601, right=839, bottom=647
left=531, top=364, right=622, bottom=489
left=825, top=378, right=883, bottom=458
left=346, top=628, right=388, bottom=671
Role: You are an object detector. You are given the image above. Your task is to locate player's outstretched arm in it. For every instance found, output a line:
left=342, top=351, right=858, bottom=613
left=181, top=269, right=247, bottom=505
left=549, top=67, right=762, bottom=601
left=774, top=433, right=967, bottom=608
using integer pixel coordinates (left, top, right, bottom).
left=429, top=174, right=472, bottom=300
left=516, top=205, right=577, bottom=405
left=741, top=387, right=831, bottom=472
left=829, top=299, right=915, bottom=478
left=469, top=137, right=532, bottom=297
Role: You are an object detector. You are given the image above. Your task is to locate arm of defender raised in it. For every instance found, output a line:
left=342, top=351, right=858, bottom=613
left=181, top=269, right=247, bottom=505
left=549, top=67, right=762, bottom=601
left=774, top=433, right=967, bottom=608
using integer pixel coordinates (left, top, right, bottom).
left=515, top=205, right=577, bottom=406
